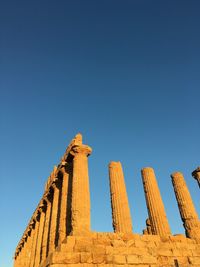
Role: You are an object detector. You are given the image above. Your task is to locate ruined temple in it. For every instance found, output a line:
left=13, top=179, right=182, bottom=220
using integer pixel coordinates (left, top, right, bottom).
left=14, top=134, right=200, bottom=267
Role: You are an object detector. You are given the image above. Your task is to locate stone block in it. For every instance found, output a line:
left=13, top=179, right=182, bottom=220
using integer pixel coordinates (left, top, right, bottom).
left=113, top=246, right=128, bottom=255
left=91, top=245, right=106, bottom=254
left=140, top=235, right=160, bottom=242
left=188, top=256, right=200, bottom=265
left=134, top=239, right=146, bottom=247
left=105, top=246, right=114, bottom=254
left=128, top=247, right=148, bottom=255
left=92, top=253, right=106, bottom=264
left=52, top=252, right=80, bottom=264
left=75, top=239, right=94, bottom=252
left=113, top=255, right=126, bottom=264
left=126, top=240, right=135, bottom=247
left=93, top=238, right=111, bottom=246
left=111, top=240, right=126, bottom=247
left=80, top=252, right=93, bottom=263
left=106, top=254, right=113, bottom=263
left=126, top=255, right=140, bottom=264
left=157, top=248, right=173, bottom=256
left=139, top=255, right=157, bottom=264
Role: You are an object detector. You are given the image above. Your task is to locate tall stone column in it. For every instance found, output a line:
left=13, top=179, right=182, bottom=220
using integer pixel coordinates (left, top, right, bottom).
left=192, top=167, right=200, bottom=188
left=30, top=214, right=40, bottom=267
left=58, top=162, right=72, bottom=242
left=27, top=222, right=35, bottom=267
left=20, top=241, right=26, bottom=267
left=70, top=144, right=92, bottom=235
left=24, top=235, right=30, bottom=267
left=41, top=194, right=52, bottom=262
left=109, top=161, right=133, bottom=233
left=25, top=230, right=32, bottom=267
left=141, top=167, right=171, bottom=236
left=49, top=182, right=61, bottom=253
left=16, top=247, right=22, bottom=267
left=34, top=203, right=46, bottom=267
left=171, top=172, right=200, bottom=240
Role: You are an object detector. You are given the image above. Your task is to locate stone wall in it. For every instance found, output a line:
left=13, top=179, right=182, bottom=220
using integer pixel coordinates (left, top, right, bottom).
left=13, top=134, right=200, bottom=267
left=42, top=233, right=200, bottom=267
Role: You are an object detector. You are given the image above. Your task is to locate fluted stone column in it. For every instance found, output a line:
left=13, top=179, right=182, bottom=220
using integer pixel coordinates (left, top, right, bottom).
left=141, top=167, right=171, bottom=236
left=70, top=144, right=92, bottom=235
left=25, top=230, right=32, bottom=267
left=18, top=248, right=22, bottom=267
left=171, top=172, right=200, bottom=240
left=41, top=195, right=52, bottom=262
left=24, top=235, right=30, bottom=267
left=49, top=183, right=60, bottom=253
left=109, top=161, right=133, bottom=233
left=34, top=204, right=46, bottom=267
left=20, top=241, right=26, bottom=267
left=30, top=215, right=40, bottom=267
left=17, top=247, right=22, bottom=267
left=192, top=167, right=200, bottom=188
left=28, top=222, right=36, bottom=267
left=58, top=162, right=72, bottom=242
left=26, top=222, right=35, bottom=267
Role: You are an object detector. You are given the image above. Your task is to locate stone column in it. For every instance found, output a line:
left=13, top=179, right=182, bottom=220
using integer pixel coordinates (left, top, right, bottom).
left=41, top=194, right=52, bottom=262
left=25, top=230, right=32, bottom=267
left=58, top=162, right=72, bottom=242
left=141, top=167, right=171, bottom=236
left=20, top=241, right=26, bottom=267
left=109, top=161, right=133, bottom=233
left=48, top=182, right=60, bottom=253
left=30, top=214, right=40, bottom=267
left=24, top=235, right=31, bottom=267
left=70, top=144, right=92, bottom=235
left=16, top=246, right=22, bottom=267
left=34, top=203, right=46, bottom=267
left=171, top=172, right=200, bottom=240
left=192, top=167, right=200, bottom=188
left=14, top=253, right=19, bottom=267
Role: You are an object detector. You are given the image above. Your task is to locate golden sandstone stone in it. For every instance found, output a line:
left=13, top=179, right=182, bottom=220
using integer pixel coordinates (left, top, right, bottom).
left=14, top=134, right=200, bottom=267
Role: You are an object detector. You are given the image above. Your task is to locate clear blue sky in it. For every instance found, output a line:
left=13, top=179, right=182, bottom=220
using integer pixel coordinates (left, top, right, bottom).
left=1, top=1, right=200, bottom=266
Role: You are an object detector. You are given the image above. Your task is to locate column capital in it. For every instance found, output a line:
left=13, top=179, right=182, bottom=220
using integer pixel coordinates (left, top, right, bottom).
left=70, top=144, right=92, bottom=157
left=192, top=167, right=200, bottom=179
left=39, top=202, right=47, bottom=212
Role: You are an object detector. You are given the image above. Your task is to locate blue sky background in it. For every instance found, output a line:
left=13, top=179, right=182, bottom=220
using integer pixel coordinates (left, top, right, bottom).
left=1, top=1, right=200, bottom=266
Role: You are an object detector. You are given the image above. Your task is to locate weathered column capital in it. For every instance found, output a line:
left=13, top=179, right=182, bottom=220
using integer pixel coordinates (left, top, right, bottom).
left=70, top=144, right=92, bottom=157
left=39, top=202, right=47, bottom=213
left=192, top=167, right=200, bottom=188
left=192, top=167, right=200, bottom=178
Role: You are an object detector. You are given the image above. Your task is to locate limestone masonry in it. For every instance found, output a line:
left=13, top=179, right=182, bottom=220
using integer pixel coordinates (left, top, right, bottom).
left=14, top=134, right=200, bottom=267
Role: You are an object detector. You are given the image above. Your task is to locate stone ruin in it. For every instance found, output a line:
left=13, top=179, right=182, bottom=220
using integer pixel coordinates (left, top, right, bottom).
left=14, top=134, right=200, bottom=267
